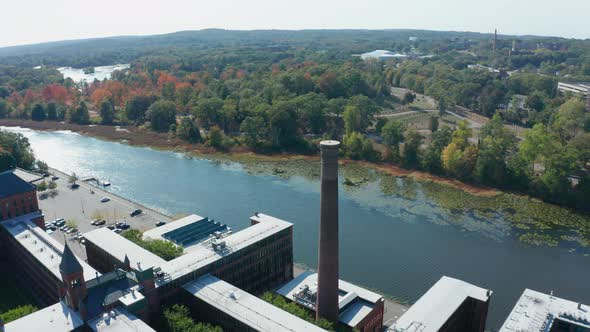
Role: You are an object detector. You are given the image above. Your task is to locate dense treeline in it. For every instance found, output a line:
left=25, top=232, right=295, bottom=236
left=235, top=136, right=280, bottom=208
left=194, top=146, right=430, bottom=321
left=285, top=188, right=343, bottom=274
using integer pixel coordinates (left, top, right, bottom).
left=0, top=29, right=588, bottom=211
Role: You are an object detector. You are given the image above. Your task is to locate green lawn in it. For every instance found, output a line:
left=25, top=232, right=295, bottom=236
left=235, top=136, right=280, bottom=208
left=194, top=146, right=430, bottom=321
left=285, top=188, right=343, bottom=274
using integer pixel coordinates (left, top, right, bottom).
left=0, top=269, right=38, bottom=314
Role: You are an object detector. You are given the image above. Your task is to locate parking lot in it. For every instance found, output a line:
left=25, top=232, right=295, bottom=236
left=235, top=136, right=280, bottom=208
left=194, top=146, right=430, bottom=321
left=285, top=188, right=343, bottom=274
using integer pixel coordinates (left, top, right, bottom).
left=39, top=168, right=172, bottom=260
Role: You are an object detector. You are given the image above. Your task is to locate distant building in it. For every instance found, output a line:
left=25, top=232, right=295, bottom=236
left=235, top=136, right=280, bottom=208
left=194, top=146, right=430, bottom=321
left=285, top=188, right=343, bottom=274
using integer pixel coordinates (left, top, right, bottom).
left=0, top=169, right=42, bottom=222
left=499, top=289, right=590, bottom=332
left=557, top=82, right=590, bottom=96
left=277, top=271, right=384, bottom=331
left=360, top=50, right=408, bottom=61
left=390, top=276, right=492, bottom=332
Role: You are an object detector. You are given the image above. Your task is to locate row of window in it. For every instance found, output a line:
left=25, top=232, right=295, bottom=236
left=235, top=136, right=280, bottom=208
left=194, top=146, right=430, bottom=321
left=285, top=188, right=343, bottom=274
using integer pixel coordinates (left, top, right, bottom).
left=0, top=203, right=37, bottom=220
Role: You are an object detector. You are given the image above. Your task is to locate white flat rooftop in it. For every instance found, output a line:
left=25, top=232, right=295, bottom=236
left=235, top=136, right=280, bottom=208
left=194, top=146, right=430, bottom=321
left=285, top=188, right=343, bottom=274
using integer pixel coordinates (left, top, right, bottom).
left=499, top=289, right=590, bottom=332
left=276, top=271, right=382, bottom=327
left=142, top=214, right=205, bottom=242
left=2, top=214, right=100, bottom=282
left=184, top=274, right=326, bottom=332
left=84, top=227, right=167, bottom=271
left=13, top=168, right=44, bottom=183
left=158, top=213, right=292, bottom=284
left=88, top=308, right=155, bottom=332
left=390, top=276, right=491, bottom=332
left=4, top=301, right=84, bottom=332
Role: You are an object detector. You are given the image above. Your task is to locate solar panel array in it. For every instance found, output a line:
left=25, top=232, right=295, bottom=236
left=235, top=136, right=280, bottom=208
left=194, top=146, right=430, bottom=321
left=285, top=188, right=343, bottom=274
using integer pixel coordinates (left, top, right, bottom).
left=162, top=217, right=228, bottom=247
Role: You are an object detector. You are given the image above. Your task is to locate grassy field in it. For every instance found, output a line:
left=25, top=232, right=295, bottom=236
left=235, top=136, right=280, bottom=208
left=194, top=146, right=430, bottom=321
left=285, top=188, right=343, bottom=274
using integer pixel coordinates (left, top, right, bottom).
left=0, top=268, right=38, bottom=314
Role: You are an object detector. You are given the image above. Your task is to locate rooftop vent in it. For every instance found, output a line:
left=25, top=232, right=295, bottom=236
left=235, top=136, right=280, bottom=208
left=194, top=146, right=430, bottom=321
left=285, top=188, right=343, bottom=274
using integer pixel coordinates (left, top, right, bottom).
left=212, top=240, right=226, bottom=252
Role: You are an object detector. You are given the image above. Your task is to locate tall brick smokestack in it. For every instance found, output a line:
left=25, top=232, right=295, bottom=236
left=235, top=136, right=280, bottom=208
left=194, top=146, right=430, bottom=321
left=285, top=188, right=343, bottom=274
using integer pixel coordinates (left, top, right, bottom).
left=316, top=140, right=340, bottom=323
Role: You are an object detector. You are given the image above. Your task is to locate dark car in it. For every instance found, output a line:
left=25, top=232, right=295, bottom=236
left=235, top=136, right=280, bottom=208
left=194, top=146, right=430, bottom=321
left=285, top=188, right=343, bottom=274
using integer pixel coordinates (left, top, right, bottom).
left=130, top=209, right=142, bottom=217
left=71, top=183, right=80, bottom=189
left=107, top=225, right=116, bottom=230
left=118, top=223, right=130, bottom=230
left=155, top=221, right=167, bottom=227
left=95, top=219, right=106, bottom=226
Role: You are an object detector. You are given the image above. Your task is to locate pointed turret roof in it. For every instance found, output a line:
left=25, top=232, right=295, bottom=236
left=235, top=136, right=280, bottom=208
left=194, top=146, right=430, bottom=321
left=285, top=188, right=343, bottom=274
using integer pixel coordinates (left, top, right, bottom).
left=60, top=243, right=83, bottom=275
left=124, top=254, right=130, bottom=267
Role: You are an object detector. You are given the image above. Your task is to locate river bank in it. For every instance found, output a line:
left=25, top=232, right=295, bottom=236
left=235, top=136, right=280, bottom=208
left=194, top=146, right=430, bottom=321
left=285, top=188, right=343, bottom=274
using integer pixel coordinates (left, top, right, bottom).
left=0, top=118, right=498, bottom=197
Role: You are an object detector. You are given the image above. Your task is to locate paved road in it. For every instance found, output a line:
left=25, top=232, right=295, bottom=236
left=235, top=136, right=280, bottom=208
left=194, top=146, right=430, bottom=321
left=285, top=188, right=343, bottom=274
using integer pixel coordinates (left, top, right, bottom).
left=39, top=168, right=171, bottom=260
left=375, top=109, right=437, bottom=119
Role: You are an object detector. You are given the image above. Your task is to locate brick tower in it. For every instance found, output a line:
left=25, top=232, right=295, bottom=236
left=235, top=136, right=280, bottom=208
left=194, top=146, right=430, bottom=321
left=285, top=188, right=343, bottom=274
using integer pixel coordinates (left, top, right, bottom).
left=316, top=140, right=340, bottom=323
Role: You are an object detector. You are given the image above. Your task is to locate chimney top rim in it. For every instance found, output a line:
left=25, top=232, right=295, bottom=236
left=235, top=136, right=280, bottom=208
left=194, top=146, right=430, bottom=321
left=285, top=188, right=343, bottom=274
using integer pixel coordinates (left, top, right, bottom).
left=320, top=140, right=340, bottom=147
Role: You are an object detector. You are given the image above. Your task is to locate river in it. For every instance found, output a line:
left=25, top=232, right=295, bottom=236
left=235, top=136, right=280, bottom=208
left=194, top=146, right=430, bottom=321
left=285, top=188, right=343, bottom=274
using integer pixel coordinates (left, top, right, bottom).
left=57, top=64, right=130, bottom=83
left=3, top=126, right=589, bottom=330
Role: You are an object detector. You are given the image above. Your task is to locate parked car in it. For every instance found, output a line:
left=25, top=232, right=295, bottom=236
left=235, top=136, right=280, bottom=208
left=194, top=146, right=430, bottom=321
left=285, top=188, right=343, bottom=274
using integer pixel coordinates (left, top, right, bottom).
left=51, top=176, right=59, bottom=181
left=118, top=224, right=130, bottom=230
left=100, top=197, right=110, bottom=203
left=107, top=225, right=116, bottom=230
left=95, top=219, right=106, bottom=226
left=47, top=225, right=57, bottom=231
left=113, top=228, right=123, bottom=234
left=71, top=183, right=80, bottom=189
left=47, top=229, right=54, bottom=235
left=155, top=221, right=167, bottom=227
left=60, top=226, right=69, bottom=232
left=130, top=209, right=142, bottom=217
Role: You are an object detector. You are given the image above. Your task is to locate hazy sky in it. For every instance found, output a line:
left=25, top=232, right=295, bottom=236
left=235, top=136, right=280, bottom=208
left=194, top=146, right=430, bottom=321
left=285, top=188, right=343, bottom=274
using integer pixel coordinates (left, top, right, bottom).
left=1, top=0, right=588, bottom=47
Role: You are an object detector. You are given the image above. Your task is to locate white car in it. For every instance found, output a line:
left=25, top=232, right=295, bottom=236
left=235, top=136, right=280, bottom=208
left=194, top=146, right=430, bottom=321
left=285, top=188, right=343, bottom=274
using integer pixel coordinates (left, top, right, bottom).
left=100, top=197, right=110, bottom=203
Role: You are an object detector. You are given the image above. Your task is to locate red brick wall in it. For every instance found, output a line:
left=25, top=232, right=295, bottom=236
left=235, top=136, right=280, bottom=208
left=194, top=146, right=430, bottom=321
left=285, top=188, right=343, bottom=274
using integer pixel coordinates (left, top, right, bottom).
left=0, top=190, right=39, bottom=221
left=355, top=298, right=384, bottom=332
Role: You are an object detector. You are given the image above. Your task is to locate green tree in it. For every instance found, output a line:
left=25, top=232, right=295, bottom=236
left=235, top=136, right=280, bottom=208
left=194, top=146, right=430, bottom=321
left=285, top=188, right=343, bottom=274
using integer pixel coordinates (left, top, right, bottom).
left=0, top=150, right=16, bottom=172
left=429, top=116, right=439, bottom=132
left=69, top=101, right=89, bottom=124
left=68, top=172, right=78, bottom=184
left=0, top=86, right=10, bottom=99
left=46, top=102, right=58, bottom=120
left=207, top=126, right=226, bottom=150
left=37, top=180, right=47, bottom=191
left=163, top=304, right=222, bottom=332
left=146, top=100, right=177, bottom=132
left=421, top=126, right=453, bottom=174
left=519, top=124, right=553, bottom=172
left=451, top=120, right=472, bottom=149
left=402, top=91, right=416, bottom=105
left=48, top=180, right=57, bottom=190
left=343, top=132, right=378, bottom=161
left=99, top=99, right=115, bottom=125
left=476, top=115, right=518, bottom=186
left=261, top=292, right=335, bottom=331
left=240, top=116, right=267, bottom=148
left=122, top=229, right=183, bottom=261
left=31, top=103, right=46, bottom=121
left=0, top=100, right=11, bottom=118
left=0, top=130, right=35, bottom=170
left=381, top=120, right=405, bottom=159
left=402, top=129, right=423, bottom=168
left=553, top=98, right=587, bottom=142
left=36, top=160, right=49, bottom=173
left=192, top=97, right=224, bottom=129
left=268, top=102, right=297, bottom=148
left=125, top=95, right=155, bottom=124
left=0, top=305, right=37, bottom=323
left=525, top=92, right=545, bottom=112
left=177, top=117, right=201, bottom=143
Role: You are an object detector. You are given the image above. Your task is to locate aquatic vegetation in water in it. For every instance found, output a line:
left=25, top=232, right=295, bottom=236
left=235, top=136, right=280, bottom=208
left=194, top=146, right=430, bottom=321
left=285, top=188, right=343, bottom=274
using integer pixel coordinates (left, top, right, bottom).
left=202, top=153, right=590, bottom=248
